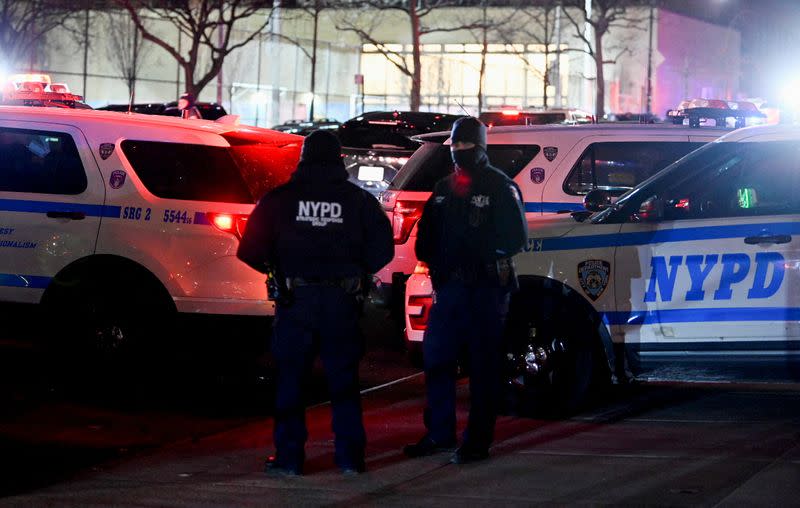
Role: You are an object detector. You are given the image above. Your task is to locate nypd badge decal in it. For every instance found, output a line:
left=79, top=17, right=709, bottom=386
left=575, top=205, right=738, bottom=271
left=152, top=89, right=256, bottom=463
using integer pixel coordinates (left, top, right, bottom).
left=99, top=143, right=115, bottom=160
left=530, top=167, right=545, bottom=184
left=109, top=170, right=127, bottom=189
left=543, top=146, right=558, bottom=162
left=578, top=259, right=610, bottom=301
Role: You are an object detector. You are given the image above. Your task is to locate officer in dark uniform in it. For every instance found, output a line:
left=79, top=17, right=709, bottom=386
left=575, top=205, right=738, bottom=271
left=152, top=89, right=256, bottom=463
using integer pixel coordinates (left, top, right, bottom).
left=403, top=116, right=527, bottom=464
left=237, top=130, right=393, bottom=476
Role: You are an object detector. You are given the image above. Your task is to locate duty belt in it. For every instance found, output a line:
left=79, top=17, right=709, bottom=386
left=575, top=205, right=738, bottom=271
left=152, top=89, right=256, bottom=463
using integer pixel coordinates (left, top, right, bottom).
left=287, top=276, right=362, bottom=294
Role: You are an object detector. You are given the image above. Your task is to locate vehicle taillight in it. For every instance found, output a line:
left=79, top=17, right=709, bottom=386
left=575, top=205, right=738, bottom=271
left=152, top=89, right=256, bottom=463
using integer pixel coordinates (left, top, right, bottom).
left=392, top=200, right=425, bottom=244
left=408, top=294, right=433, bottom=331
left=413, top=262, right=429, bottom=275
left=206, top=212, right=249, bottom=240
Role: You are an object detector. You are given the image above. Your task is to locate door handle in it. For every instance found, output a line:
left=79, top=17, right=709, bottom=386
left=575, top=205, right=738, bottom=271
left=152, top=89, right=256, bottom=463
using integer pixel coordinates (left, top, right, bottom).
left=46, top=211, right=86, bottom=220
left=744, top=234, right=791, bottom=245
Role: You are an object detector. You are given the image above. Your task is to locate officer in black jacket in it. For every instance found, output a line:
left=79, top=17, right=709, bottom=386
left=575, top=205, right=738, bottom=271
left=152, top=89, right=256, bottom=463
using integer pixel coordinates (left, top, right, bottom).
left=403, top=116, right=527, bottom=464
left=237, top=130, right=393, bottom=476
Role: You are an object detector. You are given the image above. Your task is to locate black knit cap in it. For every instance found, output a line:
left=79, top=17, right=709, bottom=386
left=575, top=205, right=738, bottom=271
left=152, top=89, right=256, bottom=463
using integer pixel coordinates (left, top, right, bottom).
left=300, top=129, right=342, bottom=164
left=450, top=116, right=487, bottom=150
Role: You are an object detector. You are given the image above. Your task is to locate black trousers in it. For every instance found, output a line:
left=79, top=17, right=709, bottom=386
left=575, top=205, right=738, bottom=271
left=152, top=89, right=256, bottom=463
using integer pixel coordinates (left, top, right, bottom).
left=422, top=281, right=510, bottom=450
left=271, top=285, right=365, bottom=471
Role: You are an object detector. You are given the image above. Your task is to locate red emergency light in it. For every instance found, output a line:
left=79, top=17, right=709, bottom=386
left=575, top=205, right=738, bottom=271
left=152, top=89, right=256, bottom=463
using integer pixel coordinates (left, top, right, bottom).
left=206, top=212, right=249, bottom=240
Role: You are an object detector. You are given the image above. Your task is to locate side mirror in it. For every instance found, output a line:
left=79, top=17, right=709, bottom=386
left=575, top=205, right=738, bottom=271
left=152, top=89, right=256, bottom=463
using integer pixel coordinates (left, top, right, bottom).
left=583, top=189, right=612, bottom=212
left=634, top=196, right=665, bottom=222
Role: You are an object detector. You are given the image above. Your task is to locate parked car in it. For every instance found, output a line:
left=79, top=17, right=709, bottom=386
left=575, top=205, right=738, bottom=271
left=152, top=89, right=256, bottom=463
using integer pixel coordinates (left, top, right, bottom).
left=271, top=118, right=340, bottom=136
left=383, top=123, right=730, bottom=355
left=0, top=85, right=302, bottom=363
left=96, top=101, right=229, bottom=120
left=337, top=111, right=463, bottom=196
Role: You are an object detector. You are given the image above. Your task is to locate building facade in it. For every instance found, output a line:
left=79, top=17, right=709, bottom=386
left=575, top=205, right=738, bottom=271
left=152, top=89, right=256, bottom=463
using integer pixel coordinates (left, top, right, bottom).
left=24, top=5, right=739, bottom=127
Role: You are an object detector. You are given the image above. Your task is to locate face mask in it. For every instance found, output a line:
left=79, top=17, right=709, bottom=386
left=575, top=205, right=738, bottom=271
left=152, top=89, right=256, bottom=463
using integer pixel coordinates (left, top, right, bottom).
left=451, top=147, right=485, bottom=173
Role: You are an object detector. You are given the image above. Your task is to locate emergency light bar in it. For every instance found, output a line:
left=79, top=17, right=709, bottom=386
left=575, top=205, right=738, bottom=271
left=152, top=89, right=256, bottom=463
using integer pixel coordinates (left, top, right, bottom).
left=1, top=73, right=86, bottom=108
left=668, top=98, right=766, bottom=128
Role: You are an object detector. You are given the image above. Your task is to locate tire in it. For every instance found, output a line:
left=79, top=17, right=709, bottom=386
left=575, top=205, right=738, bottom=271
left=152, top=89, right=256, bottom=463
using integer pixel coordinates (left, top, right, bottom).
left=44, top=274, right=176, bottom=374
left=505, top=287, right=597, bottom=418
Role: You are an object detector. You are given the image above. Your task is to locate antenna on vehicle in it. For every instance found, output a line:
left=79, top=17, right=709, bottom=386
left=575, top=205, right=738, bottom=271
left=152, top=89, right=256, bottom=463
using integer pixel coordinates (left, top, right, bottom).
left=452, top=98, right=470, bottom=116
left=127, top=90, right=134, bottom=114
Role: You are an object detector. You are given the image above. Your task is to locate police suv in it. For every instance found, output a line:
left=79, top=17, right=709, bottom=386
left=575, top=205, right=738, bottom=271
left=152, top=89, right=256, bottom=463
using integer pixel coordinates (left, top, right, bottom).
left=0, top=76, right=302, bottom=355
left=505, top=123, right=800, bottom=414
left=391, top=122, right=728, bottom=346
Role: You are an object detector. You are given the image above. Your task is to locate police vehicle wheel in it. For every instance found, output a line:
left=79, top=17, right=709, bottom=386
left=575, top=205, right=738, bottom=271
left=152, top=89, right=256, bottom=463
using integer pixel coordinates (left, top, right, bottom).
left=44, top=276, right=175, bottom=368
left=506, top=289, right=596, bottom=417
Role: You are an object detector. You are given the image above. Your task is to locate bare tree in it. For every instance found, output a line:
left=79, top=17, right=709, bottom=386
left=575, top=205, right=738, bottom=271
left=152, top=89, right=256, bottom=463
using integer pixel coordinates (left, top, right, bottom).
left=0, top=0, right=73, bottom=71
left=462, top=1, right=518, bottom=112
left=103, top=10, right=151, bottom=103
left=274, top=0, right=331, bottom=121
left=497, top=0, right=562, bottom=109
left=336, top=0, right=483, bottom=112
left=118, top=0, right=275, bottom=98
left=561, top=0, right=646, bottom=118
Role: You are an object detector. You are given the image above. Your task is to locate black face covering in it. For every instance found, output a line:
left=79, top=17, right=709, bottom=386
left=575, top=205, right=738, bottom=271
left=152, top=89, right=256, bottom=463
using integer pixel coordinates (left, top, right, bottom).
left=451, top=146, right=488, bottom=174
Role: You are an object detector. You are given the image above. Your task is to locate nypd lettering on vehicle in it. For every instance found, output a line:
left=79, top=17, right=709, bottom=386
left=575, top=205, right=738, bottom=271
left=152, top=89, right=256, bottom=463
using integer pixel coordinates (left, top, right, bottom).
left=297, top=200, right=343, bottom=227
left=645, top=252, right=784, bottom=303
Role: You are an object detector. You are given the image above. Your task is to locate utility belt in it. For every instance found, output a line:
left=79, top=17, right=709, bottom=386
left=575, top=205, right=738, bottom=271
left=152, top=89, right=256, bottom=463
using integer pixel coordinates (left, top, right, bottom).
left=286, top=276, right=363, bottom=295
left=434, top=257, right=519, bottom=291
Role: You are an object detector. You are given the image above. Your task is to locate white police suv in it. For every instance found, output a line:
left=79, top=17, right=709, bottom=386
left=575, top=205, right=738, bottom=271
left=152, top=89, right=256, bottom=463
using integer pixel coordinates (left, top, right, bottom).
left=504, top=124, right=800, bottom=414
left=0, top=78, right=302, bottom=355
left=394, top=122, right=729, bottom=346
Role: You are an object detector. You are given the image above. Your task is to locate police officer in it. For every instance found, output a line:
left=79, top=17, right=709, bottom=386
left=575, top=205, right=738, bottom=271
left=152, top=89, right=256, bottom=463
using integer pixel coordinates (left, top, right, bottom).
left=237, top=130, right=393, bottom=476
left=403, top=116, right=527, bottom=464
left=177, top=92, right=201, bottom=119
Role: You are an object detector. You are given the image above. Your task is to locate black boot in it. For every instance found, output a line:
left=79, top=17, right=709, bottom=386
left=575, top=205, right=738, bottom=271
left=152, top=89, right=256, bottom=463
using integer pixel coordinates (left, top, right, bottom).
left=403, top=435, right=457, bottom=458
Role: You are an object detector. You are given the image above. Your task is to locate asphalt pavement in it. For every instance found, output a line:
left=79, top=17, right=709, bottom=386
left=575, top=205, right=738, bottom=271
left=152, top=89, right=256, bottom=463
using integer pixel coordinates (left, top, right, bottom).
left=1, top=374, right=798, bottom=507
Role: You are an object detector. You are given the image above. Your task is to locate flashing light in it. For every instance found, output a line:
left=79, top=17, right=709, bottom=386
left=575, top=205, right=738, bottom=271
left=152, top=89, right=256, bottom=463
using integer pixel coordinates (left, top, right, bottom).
left=501, top=110, right=521, bottom=116
left=668, top=97, right=765, bottom=128
left=206, top=212, right=249, bottom=240
left=8, top=73, right=51, bottom=86
left=1, top=72, right=85, bottom=107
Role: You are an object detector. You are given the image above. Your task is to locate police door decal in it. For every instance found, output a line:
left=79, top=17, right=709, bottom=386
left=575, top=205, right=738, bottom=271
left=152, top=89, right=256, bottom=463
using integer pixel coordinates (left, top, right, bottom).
left=578, top=259, right=610, bottom=301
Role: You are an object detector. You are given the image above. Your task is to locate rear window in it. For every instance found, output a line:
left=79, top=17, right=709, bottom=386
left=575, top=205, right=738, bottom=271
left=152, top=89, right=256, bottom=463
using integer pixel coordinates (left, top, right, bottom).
left=121, top=139, right=300, bottom=203
left=121, top=140, right=255, bottom=203
left=391, top=143, right=540, bottom=191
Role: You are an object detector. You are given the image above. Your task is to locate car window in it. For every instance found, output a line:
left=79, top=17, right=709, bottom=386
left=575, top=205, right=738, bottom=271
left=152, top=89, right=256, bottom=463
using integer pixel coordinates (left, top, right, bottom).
left=564, top=141, right=704, bottom=196
left=391, top=143, right=539, bottom=191
left=656, top=141, right=800, bottom=220
left=121, top=140, right=254, bottom=203
left=0, top=128, right=87, bottom=195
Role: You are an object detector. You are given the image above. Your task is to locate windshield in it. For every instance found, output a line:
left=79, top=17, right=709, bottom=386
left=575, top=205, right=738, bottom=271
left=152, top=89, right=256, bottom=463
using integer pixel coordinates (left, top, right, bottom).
left=590, top=141, right=744, bottom=223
